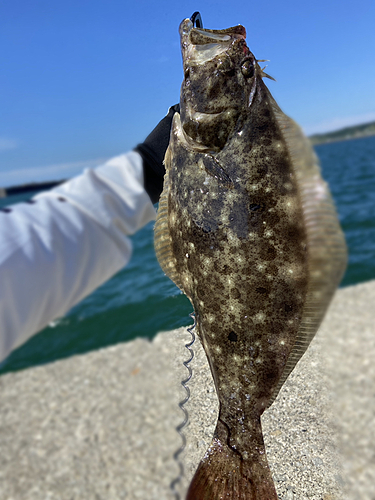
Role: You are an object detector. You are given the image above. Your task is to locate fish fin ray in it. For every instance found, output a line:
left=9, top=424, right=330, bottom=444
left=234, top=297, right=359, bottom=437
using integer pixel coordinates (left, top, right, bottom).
left=154, top=145, right=184, bottom=290
left=266, top=93, right=347, bottom=407
left=186, top=434, right=278, bottom=499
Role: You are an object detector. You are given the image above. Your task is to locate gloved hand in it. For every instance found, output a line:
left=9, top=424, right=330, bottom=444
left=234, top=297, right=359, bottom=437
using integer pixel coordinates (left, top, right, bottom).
left=134, top=104, right=180, bottom=204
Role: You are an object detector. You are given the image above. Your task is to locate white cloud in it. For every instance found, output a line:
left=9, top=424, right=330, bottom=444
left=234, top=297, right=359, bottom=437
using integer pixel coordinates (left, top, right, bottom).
left=303, top=112, right=375, bottom=136
left=0, top=137, right=17, bottom=151
left=0, top=157, right=110, bottom=188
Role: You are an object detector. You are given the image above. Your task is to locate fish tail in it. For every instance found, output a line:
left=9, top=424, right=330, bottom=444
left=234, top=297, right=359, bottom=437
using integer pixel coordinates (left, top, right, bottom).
left=186, top=423, right=278, bottom=500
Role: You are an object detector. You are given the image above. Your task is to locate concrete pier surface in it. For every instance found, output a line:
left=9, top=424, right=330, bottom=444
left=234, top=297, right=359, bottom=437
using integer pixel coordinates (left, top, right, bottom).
left=0, top=280, right=374, bottom=500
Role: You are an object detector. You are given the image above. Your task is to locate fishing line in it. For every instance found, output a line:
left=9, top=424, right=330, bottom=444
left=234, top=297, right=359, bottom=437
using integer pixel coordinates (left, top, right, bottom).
left=170, top=312, right=196, bottom=500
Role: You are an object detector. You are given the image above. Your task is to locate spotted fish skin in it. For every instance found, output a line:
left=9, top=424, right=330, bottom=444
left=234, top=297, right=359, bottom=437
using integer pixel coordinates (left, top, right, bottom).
left=155, top=18, right=347, bottom=500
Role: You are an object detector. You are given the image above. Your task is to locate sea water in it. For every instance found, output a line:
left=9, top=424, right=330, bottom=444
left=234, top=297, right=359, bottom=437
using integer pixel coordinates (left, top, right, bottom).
left=1, top=135, right=374, bottom=374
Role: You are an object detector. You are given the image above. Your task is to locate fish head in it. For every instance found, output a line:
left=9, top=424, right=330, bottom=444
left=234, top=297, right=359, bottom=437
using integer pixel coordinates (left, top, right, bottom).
left=178, top=18, right=262, bottom=151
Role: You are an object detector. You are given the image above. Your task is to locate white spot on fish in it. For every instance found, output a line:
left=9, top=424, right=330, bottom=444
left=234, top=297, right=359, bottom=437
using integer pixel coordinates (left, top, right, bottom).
left=233, top=354, right=242, bottom=363
left=254, top=312, right=265, bottom=323
left=207, top=314, right=215, bottom=323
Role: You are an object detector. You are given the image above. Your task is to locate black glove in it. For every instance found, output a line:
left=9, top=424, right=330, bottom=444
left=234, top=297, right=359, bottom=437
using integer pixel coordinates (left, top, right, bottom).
left=134, top=104, right=180, bottom=204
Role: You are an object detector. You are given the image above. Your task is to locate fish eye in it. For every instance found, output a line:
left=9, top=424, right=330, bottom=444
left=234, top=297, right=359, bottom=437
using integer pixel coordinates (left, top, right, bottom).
left=241, top=59, right=254, bottom=78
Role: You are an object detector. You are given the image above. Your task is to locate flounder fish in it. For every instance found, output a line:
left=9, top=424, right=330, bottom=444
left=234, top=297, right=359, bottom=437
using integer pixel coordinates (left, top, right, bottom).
left=154, top=16, right=347, bottom=500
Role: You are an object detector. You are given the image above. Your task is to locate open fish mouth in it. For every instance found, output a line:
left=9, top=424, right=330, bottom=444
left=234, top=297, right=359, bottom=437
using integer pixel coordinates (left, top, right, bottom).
left=180, top=19, right=247, bottom=65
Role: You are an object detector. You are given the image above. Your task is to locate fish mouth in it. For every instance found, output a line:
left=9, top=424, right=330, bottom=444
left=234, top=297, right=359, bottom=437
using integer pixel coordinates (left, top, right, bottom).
left=180, top=19, right=246, bottom=42
left=180, top=19, right=246, bottom=65
left=190, top=26, right=246, bottom=43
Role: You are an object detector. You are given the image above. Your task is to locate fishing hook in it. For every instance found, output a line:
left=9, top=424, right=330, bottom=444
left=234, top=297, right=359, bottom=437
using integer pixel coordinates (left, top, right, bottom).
left=190, top=11, right=203, bottom=28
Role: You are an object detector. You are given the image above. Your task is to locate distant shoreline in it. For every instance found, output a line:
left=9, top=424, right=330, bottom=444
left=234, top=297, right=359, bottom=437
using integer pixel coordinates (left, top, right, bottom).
left=310, top=131, right=375, bottom=145
left=309, top=120, right=375, bottom=145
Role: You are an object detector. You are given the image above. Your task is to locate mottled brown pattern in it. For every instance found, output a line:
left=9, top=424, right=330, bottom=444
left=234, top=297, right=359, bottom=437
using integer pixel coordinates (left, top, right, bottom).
left=154, top=17, right=347, bottom=500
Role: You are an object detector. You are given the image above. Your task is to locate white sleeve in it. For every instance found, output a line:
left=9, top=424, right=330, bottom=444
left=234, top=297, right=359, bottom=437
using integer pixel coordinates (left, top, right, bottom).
left=0, top=151, right=156, bottom=363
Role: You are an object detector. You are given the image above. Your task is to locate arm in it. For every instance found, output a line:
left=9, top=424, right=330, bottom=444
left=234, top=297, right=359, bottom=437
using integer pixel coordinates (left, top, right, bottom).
left=0, top=105, right=179, bottom=363
left=0, top=151, right=155, bottom=363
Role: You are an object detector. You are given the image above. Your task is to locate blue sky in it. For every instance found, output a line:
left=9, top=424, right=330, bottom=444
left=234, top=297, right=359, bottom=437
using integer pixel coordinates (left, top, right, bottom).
left=1, top=0, right=374, bottom=187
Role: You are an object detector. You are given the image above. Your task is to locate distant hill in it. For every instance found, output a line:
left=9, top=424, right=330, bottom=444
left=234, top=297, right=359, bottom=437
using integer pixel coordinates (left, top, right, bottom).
left=309, top=120, right=375, bottom=145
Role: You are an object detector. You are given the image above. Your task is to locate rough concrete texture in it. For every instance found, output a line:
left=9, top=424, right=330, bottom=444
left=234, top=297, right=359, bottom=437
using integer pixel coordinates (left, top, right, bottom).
left=0, top=280, right=374, bottom=500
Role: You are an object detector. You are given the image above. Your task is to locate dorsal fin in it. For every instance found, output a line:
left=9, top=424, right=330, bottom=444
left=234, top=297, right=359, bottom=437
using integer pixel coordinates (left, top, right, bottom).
left=266, top=91, right=347, bottom=407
